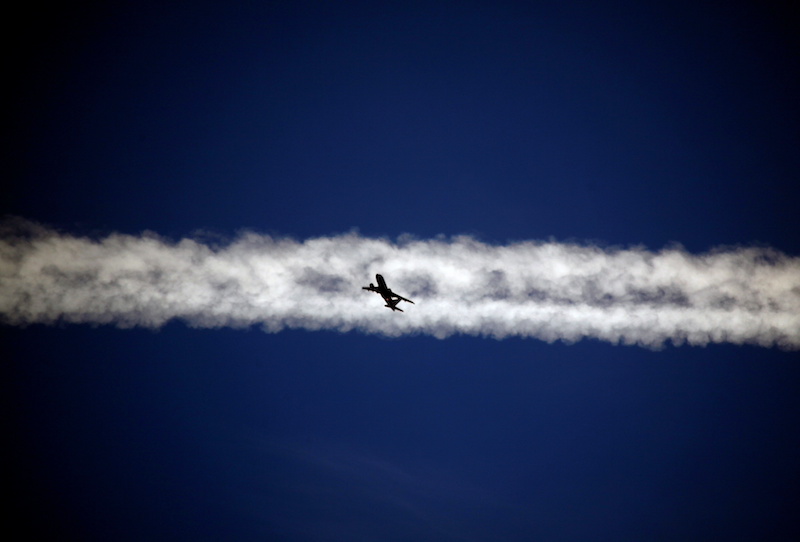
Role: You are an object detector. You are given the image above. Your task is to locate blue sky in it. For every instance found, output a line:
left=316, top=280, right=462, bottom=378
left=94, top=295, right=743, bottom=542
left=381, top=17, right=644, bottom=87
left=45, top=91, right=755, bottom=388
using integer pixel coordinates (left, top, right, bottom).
left=4, top=1, right=800, bottom=540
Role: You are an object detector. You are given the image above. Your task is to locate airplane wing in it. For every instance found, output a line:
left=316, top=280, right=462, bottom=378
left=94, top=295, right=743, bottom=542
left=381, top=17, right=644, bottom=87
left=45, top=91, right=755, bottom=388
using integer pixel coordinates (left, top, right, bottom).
left=391, top=294, right=415, bottom=304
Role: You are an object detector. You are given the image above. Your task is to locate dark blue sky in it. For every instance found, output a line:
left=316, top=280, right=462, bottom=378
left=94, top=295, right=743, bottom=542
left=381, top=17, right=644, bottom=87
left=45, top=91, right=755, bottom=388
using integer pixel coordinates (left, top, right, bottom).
left=5, top=1, right=800, bottom=540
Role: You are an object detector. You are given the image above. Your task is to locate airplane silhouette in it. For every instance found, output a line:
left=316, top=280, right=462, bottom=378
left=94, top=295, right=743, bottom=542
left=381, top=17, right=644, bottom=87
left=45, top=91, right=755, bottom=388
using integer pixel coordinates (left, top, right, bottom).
left=362, top=274, right=415, bottom=312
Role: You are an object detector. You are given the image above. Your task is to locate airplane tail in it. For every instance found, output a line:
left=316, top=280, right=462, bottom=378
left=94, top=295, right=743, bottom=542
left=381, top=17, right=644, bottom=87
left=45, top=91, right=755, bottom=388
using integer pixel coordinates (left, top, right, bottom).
left=385, top=304, right=403, bottom=312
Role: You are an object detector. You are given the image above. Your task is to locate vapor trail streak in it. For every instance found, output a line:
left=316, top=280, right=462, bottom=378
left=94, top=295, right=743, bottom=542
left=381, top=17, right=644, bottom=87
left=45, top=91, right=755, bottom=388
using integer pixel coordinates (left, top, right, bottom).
left=2, top=219, right=798, bottom=348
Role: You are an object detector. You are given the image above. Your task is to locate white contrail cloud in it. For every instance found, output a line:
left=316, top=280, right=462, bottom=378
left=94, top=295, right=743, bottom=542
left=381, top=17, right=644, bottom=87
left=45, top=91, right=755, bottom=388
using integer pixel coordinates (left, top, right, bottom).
left=1, top=218, right=799, bottom=349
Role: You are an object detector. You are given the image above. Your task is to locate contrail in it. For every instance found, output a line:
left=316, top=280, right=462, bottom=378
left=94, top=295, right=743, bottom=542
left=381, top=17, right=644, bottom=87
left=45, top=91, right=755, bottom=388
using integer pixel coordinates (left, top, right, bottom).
left=1, top=218, right=799, bottom=349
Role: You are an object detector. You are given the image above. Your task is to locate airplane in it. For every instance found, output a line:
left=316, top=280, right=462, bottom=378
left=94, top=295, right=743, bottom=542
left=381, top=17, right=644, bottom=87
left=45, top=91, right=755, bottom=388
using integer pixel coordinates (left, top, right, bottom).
left=362, top=274, right=415, bottom=312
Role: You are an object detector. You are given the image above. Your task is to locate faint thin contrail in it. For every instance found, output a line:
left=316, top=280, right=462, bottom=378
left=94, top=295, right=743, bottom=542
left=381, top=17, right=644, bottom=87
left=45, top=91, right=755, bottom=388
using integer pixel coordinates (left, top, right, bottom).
left=1, top=218, right=798, bottom=349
